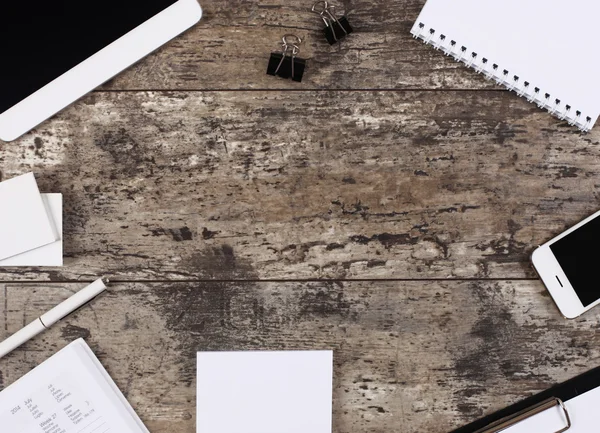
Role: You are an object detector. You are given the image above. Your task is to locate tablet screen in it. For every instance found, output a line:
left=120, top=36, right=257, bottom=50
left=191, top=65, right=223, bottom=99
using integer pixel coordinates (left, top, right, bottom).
left=0, top=0, right=178, bottom=115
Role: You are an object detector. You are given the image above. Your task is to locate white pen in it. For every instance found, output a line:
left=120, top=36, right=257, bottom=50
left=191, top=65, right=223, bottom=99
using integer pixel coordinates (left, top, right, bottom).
left=0, top=277, right=108, bottom=359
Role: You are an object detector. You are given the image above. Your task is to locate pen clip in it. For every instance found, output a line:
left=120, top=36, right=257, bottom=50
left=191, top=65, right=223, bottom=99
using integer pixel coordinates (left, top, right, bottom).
left=65, top=286, right=108, bottom=319
left=39, top=278, right=109, bottom=328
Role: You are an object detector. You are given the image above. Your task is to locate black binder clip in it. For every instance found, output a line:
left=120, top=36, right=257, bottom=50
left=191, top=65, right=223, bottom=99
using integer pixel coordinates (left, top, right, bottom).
left=266, top=34, right=306, bottom=82
left=312, top=1, right=353, bottom=45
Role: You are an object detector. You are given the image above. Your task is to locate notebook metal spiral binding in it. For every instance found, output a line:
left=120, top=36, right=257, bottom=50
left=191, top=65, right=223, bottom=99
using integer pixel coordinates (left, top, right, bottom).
left=412, top=22, right=593, bottom=132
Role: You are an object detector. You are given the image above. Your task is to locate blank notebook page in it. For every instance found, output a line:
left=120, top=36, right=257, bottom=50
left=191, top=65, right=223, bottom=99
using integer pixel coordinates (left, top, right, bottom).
left=412, top=0, right=600, bottom=131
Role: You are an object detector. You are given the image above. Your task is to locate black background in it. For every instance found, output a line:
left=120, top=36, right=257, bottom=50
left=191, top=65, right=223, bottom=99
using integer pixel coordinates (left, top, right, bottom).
left=550, top=215, right=600, bottom=306
left=0, top=0, right=178, bottom=114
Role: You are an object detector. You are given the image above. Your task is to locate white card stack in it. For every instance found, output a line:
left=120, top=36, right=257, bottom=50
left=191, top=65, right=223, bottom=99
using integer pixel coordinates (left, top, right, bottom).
left=0, top=173, right=63, bottom=266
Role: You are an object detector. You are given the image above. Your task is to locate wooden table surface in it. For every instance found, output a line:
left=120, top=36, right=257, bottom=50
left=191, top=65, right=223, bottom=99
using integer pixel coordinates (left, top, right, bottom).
left=2, top=1, right=600, bottom=432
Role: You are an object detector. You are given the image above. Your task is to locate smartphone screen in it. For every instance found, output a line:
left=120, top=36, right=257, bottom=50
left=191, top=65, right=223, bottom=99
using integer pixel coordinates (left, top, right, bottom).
left=550, top=215, right=600, bottom=307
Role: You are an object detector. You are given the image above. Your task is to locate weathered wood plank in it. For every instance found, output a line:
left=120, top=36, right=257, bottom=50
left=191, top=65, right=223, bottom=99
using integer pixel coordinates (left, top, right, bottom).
left=1, top=90, right=598, bottom=281
left=99, top=0, right=499, bottom=90
left=0, top=281, right=598, bottom=433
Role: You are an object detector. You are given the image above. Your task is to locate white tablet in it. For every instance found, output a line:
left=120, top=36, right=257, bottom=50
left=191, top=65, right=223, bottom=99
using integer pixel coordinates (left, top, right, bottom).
left=0, top=0, right=202, bottom=142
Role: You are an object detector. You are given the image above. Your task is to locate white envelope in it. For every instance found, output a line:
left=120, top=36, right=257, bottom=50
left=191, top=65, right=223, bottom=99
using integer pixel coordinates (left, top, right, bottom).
left=0, top=194, right=63, bottom=266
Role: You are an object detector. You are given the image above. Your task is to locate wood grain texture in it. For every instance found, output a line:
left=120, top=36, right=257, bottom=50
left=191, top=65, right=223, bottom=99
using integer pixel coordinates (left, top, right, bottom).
left=1, top=90, right=598, bottom=281
left=2, top=2, right=597, bottom=432
left=100, top=0, right=500, bottom=90
left=1, top=281, right=598, bottom=433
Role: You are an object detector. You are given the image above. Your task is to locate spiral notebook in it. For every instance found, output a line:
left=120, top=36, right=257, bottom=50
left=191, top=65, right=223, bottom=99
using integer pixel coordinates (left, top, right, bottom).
left=411, top=0, right=600, bottom=131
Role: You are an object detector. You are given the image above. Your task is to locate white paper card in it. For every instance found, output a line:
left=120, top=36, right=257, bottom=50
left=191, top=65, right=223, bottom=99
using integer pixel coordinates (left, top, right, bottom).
left=0, top=194, right=63, bottom=266
left=197, top=351, right=333, bottom=433
left=0, top=173, right=58, bottom=260
left=0, top=339, right=149, bottom=433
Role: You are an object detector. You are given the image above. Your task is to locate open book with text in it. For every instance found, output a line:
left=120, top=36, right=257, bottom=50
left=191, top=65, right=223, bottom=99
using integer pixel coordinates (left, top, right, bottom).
left=0, top=339, right=149, bottom=433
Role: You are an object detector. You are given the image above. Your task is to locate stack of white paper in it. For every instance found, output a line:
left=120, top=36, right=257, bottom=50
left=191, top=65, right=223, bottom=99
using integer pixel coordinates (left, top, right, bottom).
left=0, top=173, right=63, bottom=266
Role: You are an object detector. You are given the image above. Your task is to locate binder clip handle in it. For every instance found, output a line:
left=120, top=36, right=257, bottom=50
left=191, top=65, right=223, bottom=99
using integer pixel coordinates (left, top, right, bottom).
left=266, top=34, right=307, bottom=82
left=281, top=34, right=302, bottom=57
left=312, top=1, right=340, bottom=28
left=276, top=34, right=302, bottom=77
left=311, top=1, right=353, bottom=45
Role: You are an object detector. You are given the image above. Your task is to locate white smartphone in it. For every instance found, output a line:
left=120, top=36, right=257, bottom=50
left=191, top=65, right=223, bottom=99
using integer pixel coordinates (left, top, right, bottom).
left=532, top=210, right=600, bottom=319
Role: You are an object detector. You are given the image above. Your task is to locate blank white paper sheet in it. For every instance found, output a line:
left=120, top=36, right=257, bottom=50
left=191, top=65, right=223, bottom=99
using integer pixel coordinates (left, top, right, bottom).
left=0, top=173, right=58, bottom=260
left=0, top=194, right=63, bottom=266
left=197, top=350, right=333, bottom=433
